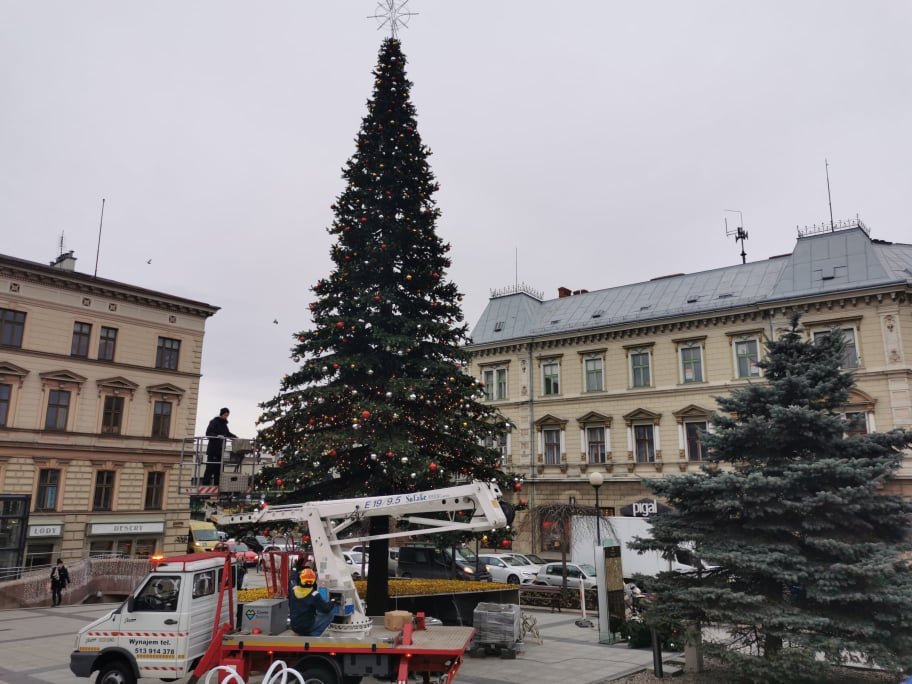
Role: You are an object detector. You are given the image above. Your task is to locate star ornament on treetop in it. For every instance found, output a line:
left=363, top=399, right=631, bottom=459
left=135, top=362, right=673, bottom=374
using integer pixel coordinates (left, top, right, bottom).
left=368, top=0, right=418, bottom=39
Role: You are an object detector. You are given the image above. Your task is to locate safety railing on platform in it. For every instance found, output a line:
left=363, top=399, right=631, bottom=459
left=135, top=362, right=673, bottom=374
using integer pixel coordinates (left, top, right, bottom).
left=179, top=436, right=262, bottom=498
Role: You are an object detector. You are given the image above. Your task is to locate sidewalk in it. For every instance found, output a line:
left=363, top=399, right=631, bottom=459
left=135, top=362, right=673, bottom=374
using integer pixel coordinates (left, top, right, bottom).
left=0, top=570, right=663, bottom=684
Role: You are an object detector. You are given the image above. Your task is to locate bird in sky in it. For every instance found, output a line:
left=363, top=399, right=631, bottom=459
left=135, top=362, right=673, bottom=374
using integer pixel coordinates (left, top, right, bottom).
left=273, top=319, right=279, bottom=324
left=146, top=259, right=152, bottom=264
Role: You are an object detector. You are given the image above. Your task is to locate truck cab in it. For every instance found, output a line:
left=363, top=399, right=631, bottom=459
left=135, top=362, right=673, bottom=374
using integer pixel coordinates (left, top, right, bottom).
left=70, top=553, right=234, bottom=684
left=187, top=520, right=221, bottom=553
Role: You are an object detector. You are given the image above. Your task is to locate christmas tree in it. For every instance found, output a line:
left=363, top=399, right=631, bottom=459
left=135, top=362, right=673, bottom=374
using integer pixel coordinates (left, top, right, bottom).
left=256, top=37, right=511, bottom=613
left=632, top=314, right=912, bottom=682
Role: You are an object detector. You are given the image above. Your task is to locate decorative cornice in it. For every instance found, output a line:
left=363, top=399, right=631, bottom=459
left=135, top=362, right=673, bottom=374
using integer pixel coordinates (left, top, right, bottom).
left=0, top=256, right=219, bottom=318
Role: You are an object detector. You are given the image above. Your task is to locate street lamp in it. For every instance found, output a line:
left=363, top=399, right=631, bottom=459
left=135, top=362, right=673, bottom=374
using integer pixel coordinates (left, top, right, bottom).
left=588, top=471, right=604, bottom=544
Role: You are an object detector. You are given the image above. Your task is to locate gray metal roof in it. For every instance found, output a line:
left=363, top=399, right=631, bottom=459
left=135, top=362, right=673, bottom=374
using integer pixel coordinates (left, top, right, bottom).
left=470, top=227, right=912, bottom=345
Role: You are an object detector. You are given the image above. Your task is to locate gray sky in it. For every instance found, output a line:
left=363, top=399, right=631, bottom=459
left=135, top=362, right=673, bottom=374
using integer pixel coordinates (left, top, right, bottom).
left=2, top=1, right=910, bottom=437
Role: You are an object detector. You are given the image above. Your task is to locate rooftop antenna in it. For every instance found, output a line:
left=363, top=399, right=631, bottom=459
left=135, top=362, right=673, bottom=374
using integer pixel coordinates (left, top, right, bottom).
left=93, top=198, right=105, bottom=278
left=57, top=231, right=66, bottom=256
left=825, top=159, right=835, bottom=232
left=724, top=209, right=749, bottom=264
left=368, top=0, right=418, bottom=39
left=515, top=247, right=518, bottom=288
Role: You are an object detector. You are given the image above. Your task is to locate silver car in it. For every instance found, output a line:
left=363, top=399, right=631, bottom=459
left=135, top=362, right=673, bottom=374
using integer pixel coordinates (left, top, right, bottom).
left=477, top=554, right=539, bottom=584
left=534, top=562, right=597, bottom=590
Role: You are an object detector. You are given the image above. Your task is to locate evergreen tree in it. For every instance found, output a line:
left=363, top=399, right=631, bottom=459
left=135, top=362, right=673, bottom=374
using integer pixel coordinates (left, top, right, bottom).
left=632, top=314, right=912, bottom=682
left=255, top=38, right=510, bottom=613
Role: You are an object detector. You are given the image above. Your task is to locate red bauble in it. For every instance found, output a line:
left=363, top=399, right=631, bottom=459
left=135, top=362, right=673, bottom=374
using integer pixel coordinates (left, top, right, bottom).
left=276, top=479, right=283, bottom=487
left=308, top=418, right=316, bottom=426
left=514, top=482, right=522, bottom=491
left=329, top=449, right=337, bottom=457
left=500, top=539, right=512, bottom=548
left=336, top=321, right=345, bottom=328
left=519, top=498, right=528, bottom=507
left=429, top=462, right=437, bottom=471
left=361, top=410, right=371, bottom=420
left=359, top=217, right=368, bottom=223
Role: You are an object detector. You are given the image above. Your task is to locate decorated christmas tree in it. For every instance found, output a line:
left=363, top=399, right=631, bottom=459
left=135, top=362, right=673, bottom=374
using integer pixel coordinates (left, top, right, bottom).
left=632, top=314, right=912, bottom=681
left=255, top=37, right=512, bottom=612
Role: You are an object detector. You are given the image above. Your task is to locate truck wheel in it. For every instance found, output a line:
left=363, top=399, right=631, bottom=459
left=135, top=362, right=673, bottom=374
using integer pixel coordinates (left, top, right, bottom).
left=296, top=663, right=339, bottom=684
left=96, top=660, right=136, bottom=684
left=507, top=574, right=520, bottom=584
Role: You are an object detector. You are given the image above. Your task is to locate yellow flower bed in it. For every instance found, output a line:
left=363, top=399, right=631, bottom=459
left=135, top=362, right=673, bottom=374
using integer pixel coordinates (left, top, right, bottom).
left=238, top=580, right=506, bottom=603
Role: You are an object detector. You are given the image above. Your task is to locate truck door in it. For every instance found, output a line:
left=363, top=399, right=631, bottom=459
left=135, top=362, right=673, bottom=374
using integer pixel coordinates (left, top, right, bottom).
left=118, top=574, right=189, bottom=678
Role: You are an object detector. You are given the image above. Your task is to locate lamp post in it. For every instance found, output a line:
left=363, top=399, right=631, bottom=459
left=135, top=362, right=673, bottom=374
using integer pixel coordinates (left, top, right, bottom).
left=588, top=471, right=604, bottom=544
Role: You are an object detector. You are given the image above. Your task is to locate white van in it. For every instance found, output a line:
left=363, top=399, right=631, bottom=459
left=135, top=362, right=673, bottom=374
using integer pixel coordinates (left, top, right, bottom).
left=70, top=554, right=235, bottom=683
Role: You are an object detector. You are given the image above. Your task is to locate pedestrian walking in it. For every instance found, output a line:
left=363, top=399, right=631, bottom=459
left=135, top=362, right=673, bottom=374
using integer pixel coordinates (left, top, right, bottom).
left=50, top=558, right=70, bottom=606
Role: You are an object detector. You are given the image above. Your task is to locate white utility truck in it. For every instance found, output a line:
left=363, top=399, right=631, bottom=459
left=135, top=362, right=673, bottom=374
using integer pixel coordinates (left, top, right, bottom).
left=70, top=480, right=509, bottom=684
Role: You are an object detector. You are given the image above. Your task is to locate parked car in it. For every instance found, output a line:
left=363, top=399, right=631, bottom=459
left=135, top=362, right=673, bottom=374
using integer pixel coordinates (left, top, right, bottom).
left=348, top=545, right=399, bottom=576
left=227, top=542, right=258, bottom=567
left=501, top=552, right=548, bottom=566
left=397, top=544, right=491, bottom=581
left=534, top=562, right=597, bottom=590
left=477, top=554, right=539, bottom=584
left=342, top=551, right=370, bottom=580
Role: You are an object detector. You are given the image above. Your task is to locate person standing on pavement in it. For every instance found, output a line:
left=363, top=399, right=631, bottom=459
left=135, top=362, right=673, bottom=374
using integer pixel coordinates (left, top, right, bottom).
left=50, top=558, right=70, bottom=607
left=203, top=407, right=237, bottom=486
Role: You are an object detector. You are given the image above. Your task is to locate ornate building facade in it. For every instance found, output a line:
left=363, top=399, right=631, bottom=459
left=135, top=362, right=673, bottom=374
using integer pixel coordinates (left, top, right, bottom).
left=0, top=251, right=218, bottom=573
left=466, top=223, right=912, bottom=554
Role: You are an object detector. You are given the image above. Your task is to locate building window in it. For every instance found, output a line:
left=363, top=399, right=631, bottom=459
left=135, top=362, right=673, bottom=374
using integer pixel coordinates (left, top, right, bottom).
left=156, top=337, right=181, bottom=370
left=685, top=421, right=707, bottom=461
left=0, top=308, right=26, bottom=348
left=93, top=470, right=116, bottom=511
left=45, top=390, right=70, bottom=431
left=145, top=471, right=165, bottom=510
left=71, top=322, right=92, bottom=357
left=0, top=383, right=10, bottom=427
left=135, top=539, right=157, bottom=559
left=98, top=326, right=118, bottom=361
left=101, top=395, right=124, bottom=435
left=584, top=357, right=603, bottom=392
left=484, top=432, right=509, bottom=466
left=152, top=400, right=172, bottom=438
left=25, top=543, right=55, bottom=569
left=36, top=469, right=60, bottom=511
left=543, top=428, right=561, bottom=465
left=813, top=328, right=859, bottom=368
left=542, top=360, right=560, bottom=396
left=630, top=351, right=651, bottom=388
left=586, top=426, right=606, bottom=464
left=844, top=412, right=868, bottom=437
left=734, top=339, right=761, bottom=378
left=634, top=424, right=655, bottom=463
left=482, top=367, right=508, bottom=401
left=680, top=346, right=704, bottom=383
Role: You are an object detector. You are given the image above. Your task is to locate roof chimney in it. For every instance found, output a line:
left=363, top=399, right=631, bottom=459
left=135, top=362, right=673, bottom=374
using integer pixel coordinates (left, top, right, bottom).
left=50, top=251, right=77, bottom=271
left=558, top=286, right=571, bottom=298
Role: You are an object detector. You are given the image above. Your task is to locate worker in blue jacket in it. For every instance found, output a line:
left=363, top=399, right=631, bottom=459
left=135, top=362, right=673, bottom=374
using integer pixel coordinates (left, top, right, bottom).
left=289, top=567, right=336, bottom=636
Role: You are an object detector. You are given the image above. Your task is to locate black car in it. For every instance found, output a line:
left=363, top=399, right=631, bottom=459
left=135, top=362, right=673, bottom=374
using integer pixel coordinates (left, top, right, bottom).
left=397, top=544, right=491, bottom=581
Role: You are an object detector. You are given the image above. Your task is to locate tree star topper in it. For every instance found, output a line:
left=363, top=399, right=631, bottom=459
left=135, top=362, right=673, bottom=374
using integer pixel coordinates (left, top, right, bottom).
left=368, top=0, right=418, bottom=39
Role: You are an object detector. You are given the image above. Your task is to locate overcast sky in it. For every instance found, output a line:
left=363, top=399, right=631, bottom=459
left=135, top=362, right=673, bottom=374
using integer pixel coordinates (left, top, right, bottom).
left=2, top=1, right=910, bottom=437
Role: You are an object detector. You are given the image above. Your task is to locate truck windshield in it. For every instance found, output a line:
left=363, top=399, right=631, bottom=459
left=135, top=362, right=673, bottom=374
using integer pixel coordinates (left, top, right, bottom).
left=193, top=529, right=219, bottom=541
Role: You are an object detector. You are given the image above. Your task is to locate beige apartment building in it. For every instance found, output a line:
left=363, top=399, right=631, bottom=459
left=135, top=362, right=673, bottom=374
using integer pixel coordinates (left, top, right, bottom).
left=466, top=222, right=912, bottom=553
left=0, top=251, right=218, bottom=573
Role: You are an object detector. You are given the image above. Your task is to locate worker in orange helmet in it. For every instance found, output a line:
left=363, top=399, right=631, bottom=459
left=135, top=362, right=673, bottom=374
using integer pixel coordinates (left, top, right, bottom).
left=289, top=567, right=336, bottom=636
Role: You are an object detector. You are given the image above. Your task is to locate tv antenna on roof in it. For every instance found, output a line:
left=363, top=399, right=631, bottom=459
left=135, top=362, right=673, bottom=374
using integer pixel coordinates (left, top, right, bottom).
left=724, top=209, right=748, bottom=264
